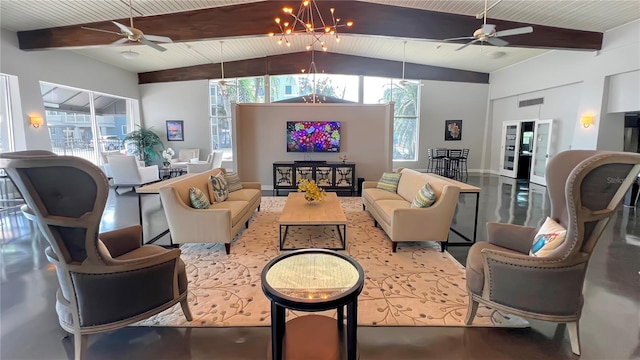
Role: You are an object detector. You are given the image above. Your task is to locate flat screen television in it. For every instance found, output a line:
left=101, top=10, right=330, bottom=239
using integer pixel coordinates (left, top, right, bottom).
left=286, top=121, right=341, bottom=152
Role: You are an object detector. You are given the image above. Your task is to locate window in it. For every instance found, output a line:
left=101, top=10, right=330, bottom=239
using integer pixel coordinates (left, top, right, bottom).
left=270, top=74, right=359, bottom=103
left=0, top=74, right=15, bottom=153
left=40, top=82, right=137, bottom=164
left=363, top=77, right=420, bottom=161
left=209, top=76, right=266, bottom=161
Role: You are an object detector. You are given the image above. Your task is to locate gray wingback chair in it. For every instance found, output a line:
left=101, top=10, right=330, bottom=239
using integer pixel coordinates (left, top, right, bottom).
left=464, top=150, right=640, bottom=355
left=0, top=152, right=192, bottom=360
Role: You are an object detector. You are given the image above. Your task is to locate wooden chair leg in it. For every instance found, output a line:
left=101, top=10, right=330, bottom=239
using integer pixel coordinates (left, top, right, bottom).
left=74, top=333, right=88, bottom=360
left=465, top=296, right=479, bottom=325
left=392, top=242, right=398, bottom=252
left=224, top=243, right=231, bottom=254
left=180, top=297, right=193, bottom=321
left=567, top=321, right=581, bottom=355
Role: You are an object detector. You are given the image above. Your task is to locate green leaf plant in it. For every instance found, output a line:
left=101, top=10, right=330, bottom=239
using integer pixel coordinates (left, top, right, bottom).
left=122, top=126, right=164, bottom=166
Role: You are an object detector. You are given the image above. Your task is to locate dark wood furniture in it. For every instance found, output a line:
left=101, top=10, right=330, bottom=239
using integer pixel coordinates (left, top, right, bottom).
left=262, top=249, right=365, bottom=360
left=273, top=161, right=356, bottom=196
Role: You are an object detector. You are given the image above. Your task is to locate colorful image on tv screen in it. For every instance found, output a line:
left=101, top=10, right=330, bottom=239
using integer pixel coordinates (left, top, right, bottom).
left=287, top=121, right=341, bottom=152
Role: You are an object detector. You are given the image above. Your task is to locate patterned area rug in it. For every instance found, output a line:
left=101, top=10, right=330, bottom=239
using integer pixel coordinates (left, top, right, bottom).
left=138, top=197, right=527, bottom=328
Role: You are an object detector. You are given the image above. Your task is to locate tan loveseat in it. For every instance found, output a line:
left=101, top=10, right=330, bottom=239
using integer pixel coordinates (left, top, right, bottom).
left=159, top=168, right=261, bottom=254
left=362, top=168, right=461, bottom=252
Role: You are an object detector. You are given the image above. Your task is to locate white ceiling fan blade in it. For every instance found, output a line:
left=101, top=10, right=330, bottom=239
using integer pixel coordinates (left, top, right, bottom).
left=81, top=26, right=122, bottom=36
left=112, top=21, right=134, bottom=36
left=481, top=24, right=496, bottom=34
left=495, top=26, right=533, bottom=37
left=487, top=37, right=509, bottom=47
left=441, top=36, right=475, bottom=42
left=111, top=38, right=129, bottom=45
left=140, top=37, right=167, bottom=52
left=144, top=34, right=173, bottom=43
left=456, top=39, right=480, bottom=51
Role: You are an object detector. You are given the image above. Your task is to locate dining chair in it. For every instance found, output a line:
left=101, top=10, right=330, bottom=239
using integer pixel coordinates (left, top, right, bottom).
left=447, top=149, right=463, bottom=180
left=459, top=148, right=470, bottom=181
left=434, top=148, right=449, bottom=176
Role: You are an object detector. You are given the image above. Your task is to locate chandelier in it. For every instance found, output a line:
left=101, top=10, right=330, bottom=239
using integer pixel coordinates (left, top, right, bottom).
left=268, top=0, right=354, bottom=52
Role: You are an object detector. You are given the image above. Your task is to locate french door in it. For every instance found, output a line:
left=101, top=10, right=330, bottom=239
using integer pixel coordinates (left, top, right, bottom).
left=529, top=120, right=554, bottom=185
left=499, top=121, right=521, bottom=178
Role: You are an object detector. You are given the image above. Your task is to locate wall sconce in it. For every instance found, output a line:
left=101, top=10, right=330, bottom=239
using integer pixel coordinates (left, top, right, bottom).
left=580, top=115, right=594, bottom=128
left=29, top=115, right=44, bottom=128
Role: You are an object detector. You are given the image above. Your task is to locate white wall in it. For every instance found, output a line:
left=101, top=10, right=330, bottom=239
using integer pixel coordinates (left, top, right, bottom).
left=0, top=29, right=140, bottom=151
left=488, top=20, right=640, bottom=161
left=396, top=80, right=488, bottom=172
left=488, top=83, right=581, bottom=171
left=139, top=80, right=211, bottom=161
left=235, top=103, right=393, bottom=185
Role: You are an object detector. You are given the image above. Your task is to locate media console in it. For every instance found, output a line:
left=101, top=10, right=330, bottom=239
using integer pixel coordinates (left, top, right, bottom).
left=273, top=161, right=356, bottom=196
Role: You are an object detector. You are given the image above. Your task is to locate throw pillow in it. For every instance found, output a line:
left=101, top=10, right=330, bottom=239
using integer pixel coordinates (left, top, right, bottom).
left=208, top=174, right=229, bottom=203
left=224, top=172, right=244, bottom=192
left=530, top=217, right=567, bottom=257
left=376, top=172, right=402, bottom=193
left=189, top=187, right=211, bottom=209
left=411, top=183, right=437, bottom=208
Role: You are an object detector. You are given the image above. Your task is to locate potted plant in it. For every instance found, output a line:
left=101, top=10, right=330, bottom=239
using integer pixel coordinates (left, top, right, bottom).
left=122, top=126, right=164, bottom=166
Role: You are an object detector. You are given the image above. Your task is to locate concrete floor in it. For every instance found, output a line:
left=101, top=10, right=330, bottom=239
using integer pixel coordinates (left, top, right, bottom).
left=0, top=174, right=638, bottom=360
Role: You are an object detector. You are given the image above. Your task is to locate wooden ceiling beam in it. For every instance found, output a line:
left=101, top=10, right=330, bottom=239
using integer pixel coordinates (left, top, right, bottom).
left=18, top=1, right=602, bottom=51
left=137, top=52, right=489, bottom=84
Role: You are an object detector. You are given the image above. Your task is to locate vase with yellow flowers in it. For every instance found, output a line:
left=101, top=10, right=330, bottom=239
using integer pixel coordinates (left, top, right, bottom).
left=298, top=178, right=326, bottom=203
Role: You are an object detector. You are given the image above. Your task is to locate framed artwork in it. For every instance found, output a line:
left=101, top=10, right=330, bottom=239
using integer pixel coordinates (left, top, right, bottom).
left=166, top=120, right=184, bottom=141
left=445, top=120, right=462, bottom=141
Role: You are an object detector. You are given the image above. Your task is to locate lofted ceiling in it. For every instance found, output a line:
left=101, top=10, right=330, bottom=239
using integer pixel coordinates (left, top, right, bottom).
left=1, top=0, right=639, bottom=76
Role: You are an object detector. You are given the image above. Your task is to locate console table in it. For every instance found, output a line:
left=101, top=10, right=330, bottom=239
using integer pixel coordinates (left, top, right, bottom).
left=273, top=161, right=356, bottom=196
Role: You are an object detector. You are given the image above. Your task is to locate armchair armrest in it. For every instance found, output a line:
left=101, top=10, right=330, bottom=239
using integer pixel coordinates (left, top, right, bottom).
left=139, top=165, right=159, bottom=183
left=240, top=182, right=261, bottom=190
left=67, top=249, right=184, bottom=326
left=480, top=249, right=589, bottom=316
left=99, top=225, right=142, bottom=258
left=486, top=222, right=537, bottom=254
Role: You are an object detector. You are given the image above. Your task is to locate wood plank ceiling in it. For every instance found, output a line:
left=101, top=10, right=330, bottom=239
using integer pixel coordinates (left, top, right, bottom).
left=3, top=0, right=638, bottom=83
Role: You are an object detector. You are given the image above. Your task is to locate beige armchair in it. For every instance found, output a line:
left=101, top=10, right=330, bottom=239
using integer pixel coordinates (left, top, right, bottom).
left=187, top=151, right=224, bottom=174
left=170, top=148, right=200, bottom=170
left=465, top=150, right=640, bottom=355
left=0, top=152, right=192, bottom=360
left=107, top=155, right=159, bottom=193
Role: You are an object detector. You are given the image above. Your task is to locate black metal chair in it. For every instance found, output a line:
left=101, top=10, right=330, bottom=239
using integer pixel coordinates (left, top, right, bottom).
left=459, top=148, right=470, bottom=181
left=434, top=148, right=449, bottom=176
left=447, top=149, right=463, bottom=180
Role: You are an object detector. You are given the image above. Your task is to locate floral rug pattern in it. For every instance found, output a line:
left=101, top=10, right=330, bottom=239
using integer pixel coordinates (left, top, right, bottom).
left=137, top=197, right=527, bottom=328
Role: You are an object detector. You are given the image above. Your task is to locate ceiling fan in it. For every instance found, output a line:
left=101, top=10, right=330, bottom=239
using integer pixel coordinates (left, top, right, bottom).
left=439, top=0, right=533, bottom=51
left=398, top=41, right=423, bottom=88
left=81, top=0, right=173, bottom=52
left=217, top=41, right=237, bottom=96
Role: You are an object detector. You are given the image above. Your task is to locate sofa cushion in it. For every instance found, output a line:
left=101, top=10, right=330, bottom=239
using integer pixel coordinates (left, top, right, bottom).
left=411, top=183, right=437, bottom=208
left=363, top=188, right=404, bottom=204
left=529, top=217, right=567, bottom=257
left=377, top=172, right=402, bottom=193
left=210, top=200, right=250, bottom=227
left=208, top=174, right=229, bottom=203
left=189, top=187, right=211, bottom=209
left=375, top=199, right=411, bottom=225
left=224, top=172, right=244, bottom=192
left=396, top=169, right=434, bottom=202
left=226, top=188, right=260, bottom=203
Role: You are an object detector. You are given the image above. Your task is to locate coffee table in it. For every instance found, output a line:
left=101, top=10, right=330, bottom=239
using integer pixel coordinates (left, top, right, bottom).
left=278, top=192, right=347, bottom=250
left=262, top=249, right=365, bottom=360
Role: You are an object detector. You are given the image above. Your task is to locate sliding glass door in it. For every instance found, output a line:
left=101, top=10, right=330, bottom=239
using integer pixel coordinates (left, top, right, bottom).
left=41, top=82, right=135, bottom=165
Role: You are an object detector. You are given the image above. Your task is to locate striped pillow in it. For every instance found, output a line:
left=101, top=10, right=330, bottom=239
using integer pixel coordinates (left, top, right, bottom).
left=224, top=172, right=243, bottom=192
left=189, top=187, right=211, bottom=209
left=411, top=183, right=437, bottom=208
left=376, top=172, right=402, bottom=193
left=208, top=174, right=229, bottom=203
